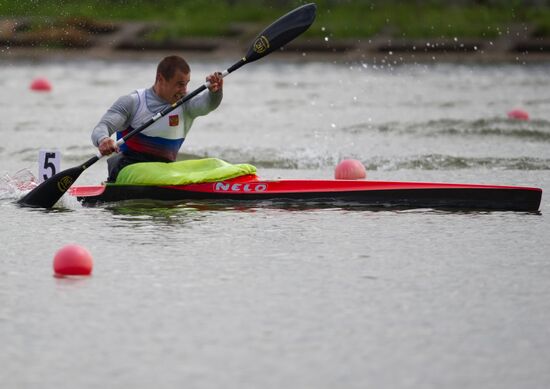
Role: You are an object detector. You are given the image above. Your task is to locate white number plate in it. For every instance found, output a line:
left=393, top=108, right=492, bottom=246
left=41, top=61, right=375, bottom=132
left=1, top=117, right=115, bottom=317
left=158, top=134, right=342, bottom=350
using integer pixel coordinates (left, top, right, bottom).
left=38, top=149, right=61, bottom=183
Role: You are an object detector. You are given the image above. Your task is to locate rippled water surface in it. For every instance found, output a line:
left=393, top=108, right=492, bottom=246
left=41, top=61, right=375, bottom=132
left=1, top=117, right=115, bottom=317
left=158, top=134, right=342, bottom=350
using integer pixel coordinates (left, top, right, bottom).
left=1, top=59, right=549, bottom=389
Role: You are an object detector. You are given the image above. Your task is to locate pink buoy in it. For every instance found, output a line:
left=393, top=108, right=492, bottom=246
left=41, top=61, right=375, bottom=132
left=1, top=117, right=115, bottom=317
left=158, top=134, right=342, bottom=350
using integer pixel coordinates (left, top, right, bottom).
left=30, top=77, right=52, bottom=92
left=53, top=244, right=93, bottom=276
left=334, top=159, right=367, bottom=180
left=507, top=109, right=529, bottom=121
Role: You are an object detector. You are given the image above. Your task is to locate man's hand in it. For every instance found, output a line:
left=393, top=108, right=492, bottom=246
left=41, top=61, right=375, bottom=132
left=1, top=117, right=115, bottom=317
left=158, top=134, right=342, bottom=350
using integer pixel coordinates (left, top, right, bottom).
left=98, top=137, right=119, bottom=156
left=206, top=72, right=223, bottom=93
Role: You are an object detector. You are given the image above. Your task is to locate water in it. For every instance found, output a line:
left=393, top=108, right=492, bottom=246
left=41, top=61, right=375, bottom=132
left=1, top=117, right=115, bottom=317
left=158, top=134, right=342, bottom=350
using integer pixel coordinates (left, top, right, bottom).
left=1, top=59, right=549, bottom=389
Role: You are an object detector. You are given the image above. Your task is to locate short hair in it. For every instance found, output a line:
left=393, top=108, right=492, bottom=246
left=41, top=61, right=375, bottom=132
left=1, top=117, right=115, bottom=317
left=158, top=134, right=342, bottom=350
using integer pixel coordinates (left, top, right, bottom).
left=156, top=55, right=190, bottom=80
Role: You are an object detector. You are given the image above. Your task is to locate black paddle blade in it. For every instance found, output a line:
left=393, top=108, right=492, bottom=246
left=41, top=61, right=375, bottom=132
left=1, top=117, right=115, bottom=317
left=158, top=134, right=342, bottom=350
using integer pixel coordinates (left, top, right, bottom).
left=17, top=157, right=97, bottom=208
left=245, top=3, right=317, bottom=63
left=18, top=166, right=84, bottom=208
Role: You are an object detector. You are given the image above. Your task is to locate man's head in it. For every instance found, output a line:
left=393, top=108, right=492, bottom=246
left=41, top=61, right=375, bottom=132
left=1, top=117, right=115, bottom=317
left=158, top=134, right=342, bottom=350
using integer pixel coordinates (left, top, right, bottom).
left=154, top=55, right=191, bottom=104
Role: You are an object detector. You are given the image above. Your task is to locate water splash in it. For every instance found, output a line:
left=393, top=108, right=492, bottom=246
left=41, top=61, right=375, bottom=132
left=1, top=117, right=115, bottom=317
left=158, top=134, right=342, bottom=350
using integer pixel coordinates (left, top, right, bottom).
left=340, top=118, right=550, bottom=141
left=366, top=155, right=550, bottom=171
left=0, top=169, right=37, bottom=200
left=0, top=169, right=82, bottom=209
left=58, top=192, right=83, bottom=210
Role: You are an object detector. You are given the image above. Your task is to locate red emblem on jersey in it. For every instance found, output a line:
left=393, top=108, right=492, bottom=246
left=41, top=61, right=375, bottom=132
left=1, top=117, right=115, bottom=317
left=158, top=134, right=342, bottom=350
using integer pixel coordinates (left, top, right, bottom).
left=169, top=115, right=179, bottom=126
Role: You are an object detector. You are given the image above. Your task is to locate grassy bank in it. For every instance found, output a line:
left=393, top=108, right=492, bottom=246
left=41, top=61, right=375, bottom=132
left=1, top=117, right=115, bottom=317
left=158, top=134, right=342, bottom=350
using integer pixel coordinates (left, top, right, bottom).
left=2, top=0, right=550, bottom=40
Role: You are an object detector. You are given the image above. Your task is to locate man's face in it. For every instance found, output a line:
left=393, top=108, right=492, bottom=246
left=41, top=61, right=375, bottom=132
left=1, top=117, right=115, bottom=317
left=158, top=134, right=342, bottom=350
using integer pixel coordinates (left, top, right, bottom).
left=156, top=70, right=190, bottom=104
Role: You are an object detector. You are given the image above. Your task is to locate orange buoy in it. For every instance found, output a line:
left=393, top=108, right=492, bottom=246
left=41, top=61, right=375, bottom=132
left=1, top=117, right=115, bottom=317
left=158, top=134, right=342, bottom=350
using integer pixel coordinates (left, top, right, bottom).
left=334, top=159, right=367, bottom=180
left=30, top=77, right=52, bottom=92
left=53, top=244, right=93, bottom=276
left=507, top=109, right=529, bottom=121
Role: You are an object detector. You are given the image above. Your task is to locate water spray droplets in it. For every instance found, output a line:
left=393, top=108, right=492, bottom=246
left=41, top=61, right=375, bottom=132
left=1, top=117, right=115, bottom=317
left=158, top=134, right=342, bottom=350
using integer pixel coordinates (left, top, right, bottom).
left=0, top=169, right=37, bottom=200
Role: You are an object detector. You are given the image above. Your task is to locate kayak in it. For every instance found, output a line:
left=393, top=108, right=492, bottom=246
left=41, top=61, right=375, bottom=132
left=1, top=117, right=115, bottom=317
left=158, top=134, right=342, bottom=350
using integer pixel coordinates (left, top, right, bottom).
left=69, top=174, right=542, bottom=211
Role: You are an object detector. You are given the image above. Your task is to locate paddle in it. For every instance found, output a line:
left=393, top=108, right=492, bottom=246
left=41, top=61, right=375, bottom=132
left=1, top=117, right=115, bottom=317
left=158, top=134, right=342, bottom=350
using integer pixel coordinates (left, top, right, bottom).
left=18, top=3, right=317, bottom=208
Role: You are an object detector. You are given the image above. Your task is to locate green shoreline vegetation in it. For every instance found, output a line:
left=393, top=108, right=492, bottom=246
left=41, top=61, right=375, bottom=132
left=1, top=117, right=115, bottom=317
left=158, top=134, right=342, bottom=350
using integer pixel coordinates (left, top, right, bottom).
left=2, top=0, right=550, bottom=41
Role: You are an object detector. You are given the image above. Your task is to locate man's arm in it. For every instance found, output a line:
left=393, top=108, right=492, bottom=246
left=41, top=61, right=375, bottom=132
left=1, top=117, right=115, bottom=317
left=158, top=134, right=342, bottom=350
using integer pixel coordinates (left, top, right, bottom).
left=91, top=94, right=137, bottom=154
left=184, top=89, right=223, bottom=119
left=184, top=72, right=224, bottom=119
left=91, top=94, right=136, bottom=145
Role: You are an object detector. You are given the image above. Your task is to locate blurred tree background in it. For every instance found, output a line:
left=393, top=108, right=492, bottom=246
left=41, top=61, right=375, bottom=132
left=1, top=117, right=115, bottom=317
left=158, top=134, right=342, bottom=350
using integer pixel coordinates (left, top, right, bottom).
left=1, top=0, right=549, bottom=40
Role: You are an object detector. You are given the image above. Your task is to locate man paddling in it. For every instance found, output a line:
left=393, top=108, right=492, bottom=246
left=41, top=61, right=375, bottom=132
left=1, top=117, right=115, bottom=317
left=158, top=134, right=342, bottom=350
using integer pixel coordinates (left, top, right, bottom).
left=92, top=55, right=223, bottom=181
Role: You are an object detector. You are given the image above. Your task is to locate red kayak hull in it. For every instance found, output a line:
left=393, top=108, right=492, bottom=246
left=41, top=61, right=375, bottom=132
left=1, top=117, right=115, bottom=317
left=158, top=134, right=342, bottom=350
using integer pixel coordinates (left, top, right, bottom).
left=69, top=175, right=542, bottom=211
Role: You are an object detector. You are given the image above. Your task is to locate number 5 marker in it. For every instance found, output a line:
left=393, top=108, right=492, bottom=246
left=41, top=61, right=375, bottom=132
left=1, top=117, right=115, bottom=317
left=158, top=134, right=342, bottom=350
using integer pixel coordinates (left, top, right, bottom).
left=38, top=149, right=61, bottom=183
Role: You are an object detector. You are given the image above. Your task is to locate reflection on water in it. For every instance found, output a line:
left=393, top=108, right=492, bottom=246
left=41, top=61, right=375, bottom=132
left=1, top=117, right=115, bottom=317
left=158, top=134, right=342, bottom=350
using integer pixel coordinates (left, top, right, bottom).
left=92, top=197, right=544, bottom=217
left=100, top=200, right=272, bottom=229
left=104, top=201, right=212, bottom=227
